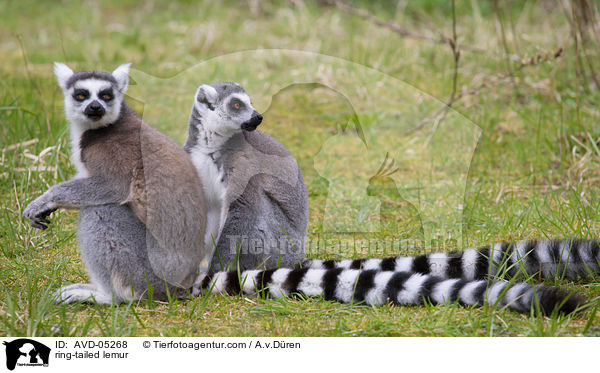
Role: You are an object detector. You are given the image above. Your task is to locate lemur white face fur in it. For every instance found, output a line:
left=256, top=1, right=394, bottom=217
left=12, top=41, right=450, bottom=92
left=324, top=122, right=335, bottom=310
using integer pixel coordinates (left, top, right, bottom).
left=54, top=62, right=131, bottom=177
left=186, top=82, right=263, bottom=152
left=54, top=62, right=130, bottom=130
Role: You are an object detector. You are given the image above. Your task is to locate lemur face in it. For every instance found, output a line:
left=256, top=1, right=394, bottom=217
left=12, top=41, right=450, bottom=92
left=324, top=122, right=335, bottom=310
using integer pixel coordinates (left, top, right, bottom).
left=54, top=62, right=130, bottom=129
left=192, top=82, right=263, bottom=136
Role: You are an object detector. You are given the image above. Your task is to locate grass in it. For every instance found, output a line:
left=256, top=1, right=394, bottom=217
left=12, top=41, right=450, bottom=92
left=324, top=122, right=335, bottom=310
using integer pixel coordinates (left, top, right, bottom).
left=1, top=0, right=600, bottom=336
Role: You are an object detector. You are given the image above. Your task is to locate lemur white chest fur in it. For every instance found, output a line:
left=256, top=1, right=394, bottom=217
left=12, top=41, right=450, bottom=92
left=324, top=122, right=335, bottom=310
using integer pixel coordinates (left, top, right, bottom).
left=70, top=124, right=88, bottom=178
left=187, top=112, right=231, bottom=252
left=189, top=145, right=228, bottom=251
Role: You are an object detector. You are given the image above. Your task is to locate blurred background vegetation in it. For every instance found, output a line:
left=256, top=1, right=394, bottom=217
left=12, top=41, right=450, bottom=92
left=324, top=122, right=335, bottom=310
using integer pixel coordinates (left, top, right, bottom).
left=1, top=0, right=600, bottom=336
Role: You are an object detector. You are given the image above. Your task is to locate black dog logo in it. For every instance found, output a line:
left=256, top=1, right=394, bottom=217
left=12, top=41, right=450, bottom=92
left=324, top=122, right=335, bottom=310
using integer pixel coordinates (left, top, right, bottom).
left=3, top=339, right=50, bottom=371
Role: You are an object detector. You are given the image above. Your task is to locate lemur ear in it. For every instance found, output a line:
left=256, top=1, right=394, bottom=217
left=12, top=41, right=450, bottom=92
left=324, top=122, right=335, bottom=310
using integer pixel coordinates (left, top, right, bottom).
left=54, top=62, right=74, bottom=91
left=112, top=63, right=131, bottom=93
left=195, top=84, right=218, bottom=110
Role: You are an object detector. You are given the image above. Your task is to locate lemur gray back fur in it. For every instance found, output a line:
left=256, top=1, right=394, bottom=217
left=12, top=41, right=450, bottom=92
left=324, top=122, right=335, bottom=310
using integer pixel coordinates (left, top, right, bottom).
left=23, top=63, right=208, bottom=304
left=185, top=82, right=309, bottom=273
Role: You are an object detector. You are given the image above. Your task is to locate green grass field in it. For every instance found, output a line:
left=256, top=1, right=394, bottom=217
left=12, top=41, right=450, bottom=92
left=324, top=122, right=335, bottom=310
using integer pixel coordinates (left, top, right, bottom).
left=1, top=0, right=600, bottom=336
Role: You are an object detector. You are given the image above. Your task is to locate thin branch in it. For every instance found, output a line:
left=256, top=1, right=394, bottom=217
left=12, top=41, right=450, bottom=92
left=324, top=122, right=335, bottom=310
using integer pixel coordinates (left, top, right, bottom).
left=317, top=0, right=566, bottom=136
left=455, top=47, right=565, bottom=104
left=493, top=0, right=513, bottom=75
left=318, top=0, right=489, bottom=54
left=409, top=47, right=564, bottom=136
left=507, top=3, right=522, bottom=56
left=425, top=0, right=460, bottom=147
left=572, top=0, right=600, bottom=89
left=449, top=0, right=460, bottom=104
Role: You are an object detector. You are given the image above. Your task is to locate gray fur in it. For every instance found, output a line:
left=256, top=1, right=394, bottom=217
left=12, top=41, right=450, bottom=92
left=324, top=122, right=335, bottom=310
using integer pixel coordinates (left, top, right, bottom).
left=185, top=82, right=309, bottom=274
left=66, top=71, right=117, bottom=89
left=76, top=205, right=184, bottom=303
left=24, top=177, right=123, bottom=211
left=212, top=130, right=308, bottom=270
left=23, top=63, right=207, bottom=304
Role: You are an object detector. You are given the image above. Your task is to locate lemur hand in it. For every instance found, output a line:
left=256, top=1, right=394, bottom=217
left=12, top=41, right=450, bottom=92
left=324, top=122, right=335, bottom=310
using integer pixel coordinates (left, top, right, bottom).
left=23, top=197, right=58, bottom=230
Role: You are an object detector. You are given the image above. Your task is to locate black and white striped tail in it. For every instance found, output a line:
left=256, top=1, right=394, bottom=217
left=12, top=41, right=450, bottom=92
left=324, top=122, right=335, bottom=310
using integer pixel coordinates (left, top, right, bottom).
left=198, top=268, right=585, bottom=314
left=303, top=239, right=600, bottom=281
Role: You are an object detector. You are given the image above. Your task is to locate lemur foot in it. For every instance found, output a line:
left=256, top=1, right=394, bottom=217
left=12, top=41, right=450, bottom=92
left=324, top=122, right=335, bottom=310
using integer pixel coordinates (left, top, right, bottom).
left=54, top=283, right=114, bottom=304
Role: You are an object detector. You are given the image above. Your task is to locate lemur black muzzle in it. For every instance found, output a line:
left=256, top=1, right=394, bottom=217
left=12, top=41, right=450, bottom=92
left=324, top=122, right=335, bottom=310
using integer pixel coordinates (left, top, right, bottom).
left=84, top=100, right=105, bottom=121
left=241, top=111, right=263, bottom=131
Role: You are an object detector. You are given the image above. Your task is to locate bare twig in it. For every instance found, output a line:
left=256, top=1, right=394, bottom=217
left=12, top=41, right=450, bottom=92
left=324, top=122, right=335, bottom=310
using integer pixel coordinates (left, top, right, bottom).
left=455, top=47, right=563, bottom=106
left=449, top=0, right=460, bottom=105
left=2, top=139, right=39, bottom=152
left=318, top=0, right=565, bottom=136
left=424, top=0, right=460, bottom=147
left=1, top=139, right=39, bottom=167
left=571, top=0, right=600, bottom=89
left=318, top=0, right=489, bottom=54
left=14, top=167, right=57, bottom=172
left=560, top=0, right=584, bottom=127
left=493, top=0, right=513, bottom=76
left=410, top=47, right=564, bottom=136
left=507, top=3, right=522, bottom=56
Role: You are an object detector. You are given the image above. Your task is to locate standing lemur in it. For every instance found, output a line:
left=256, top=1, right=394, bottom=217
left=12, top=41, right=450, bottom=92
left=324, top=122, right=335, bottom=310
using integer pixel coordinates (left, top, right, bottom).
left=23, top=63, right=210, bottom=304
left=183, top=82, right=309, bottom=274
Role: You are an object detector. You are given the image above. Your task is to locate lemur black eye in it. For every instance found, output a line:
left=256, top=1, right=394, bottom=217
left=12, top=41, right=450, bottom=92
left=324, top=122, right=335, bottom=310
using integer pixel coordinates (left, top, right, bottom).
left=73, top=89, right=89, bottom=102
left=234, top=102, right=240, bottom=109
left=99, top=89, right=113, bottom=102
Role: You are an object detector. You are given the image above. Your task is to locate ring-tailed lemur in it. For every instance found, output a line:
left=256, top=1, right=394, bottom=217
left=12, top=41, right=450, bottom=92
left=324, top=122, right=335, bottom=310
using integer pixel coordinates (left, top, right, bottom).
left=23, top=63, right=209, bottom=304
left=181, top=83, right=587, bottom=314
left=183, top=82, right=308, bottom=275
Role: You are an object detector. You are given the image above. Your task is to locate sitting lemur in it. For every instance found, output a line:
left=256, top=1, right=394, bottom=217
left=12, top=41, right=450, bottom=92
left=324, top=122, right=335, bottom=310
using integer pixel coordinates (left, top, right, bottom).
left=183, top=82, right=309, bottom=275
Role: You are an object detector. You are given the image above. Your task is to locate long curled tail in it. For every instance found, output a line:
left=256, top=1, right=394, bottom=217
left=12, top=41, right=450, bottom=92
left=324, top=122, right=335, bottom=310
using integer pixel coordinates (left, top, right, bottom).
left=303, top=239, right=600, bottom=281
left=198, top=268, right=585, bottom=314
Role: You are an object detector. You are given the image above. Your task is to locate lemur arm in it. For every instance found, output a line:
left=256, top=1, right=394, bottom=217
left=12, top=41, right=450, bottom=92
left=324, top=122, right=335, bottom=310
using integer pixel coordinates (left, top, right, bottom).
left=23, top=176, right=127, bottom=229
